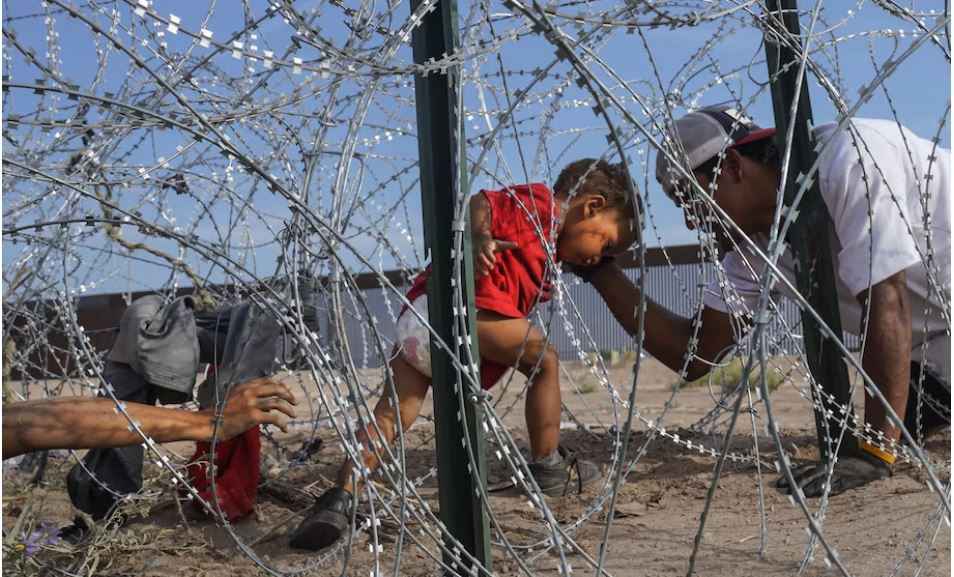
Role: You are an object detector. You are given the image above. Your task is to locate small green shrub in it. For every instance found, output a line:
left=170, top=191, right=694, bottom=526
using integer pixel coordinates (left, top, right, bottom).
left=577, top=377, right=599, bottom=394
left=676, top=357, right=785, bottom=394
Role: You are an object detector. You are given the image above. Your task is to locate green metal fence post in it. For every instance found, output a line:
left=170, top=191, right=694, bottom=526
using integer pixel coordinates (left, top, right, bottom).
left=763, top=0, right=855, bottom=461
left=410, top=0, right=493, bottom=572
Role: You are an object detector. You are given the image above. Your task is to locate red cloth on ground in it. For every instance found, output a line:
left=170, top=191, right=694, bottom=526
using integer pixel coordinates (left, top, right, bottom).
left=406, top=183, right=559, bottom=390
left=186, top=426, right=260, bottom=521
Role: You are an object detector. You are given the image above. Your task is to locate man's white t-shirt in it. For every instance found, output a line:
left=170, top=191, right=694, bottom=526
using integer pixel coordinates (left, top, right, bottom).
left=703, top=118, right=951, bottom=385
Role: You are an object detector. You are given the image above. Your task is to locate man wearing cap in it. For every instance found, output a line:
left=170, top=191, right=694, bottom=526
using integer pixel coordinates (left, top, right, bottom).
left=581, top=106, right=950, bottom=497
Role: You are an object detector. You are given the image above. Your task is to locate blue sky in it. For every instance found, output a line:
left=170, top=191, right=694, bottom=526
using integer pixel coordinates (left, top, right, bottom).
left=2, top=1, right=950, bottom=295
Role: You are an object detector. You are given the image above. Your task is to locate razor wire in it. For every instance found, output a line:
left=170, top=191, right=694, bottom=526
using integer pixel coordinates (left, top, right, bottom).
left=2, top=1, right=950, bottom=576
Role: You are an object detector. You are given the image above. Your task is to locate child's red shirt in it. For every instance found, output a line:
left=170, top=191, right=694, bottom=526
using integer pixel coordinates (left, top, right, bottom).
left=405, top=183, right=559, bottom=389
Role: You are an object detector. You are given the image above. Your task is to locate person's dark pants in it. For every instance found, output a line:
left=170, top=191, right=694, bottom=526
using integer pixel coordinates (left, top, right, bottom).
left=66, top=300, right=295, bottom=520
left=66, top=362, right=159, bottom=519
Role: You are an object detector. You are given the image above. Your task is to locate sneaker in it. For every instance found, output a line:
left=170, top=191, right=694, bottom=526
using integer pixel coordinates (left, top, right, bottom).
left=528, top=446, right=601, bottom=497
left=58, top=516, right=91, bottom=545
left=289, top=487, right=352, bottom=551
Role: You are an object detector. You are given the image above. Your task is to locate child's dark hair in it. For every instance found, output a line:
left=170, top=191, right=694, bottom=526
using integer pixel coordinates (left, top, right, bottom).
left=554, top=158, right=636, bottom=220
left=695, top=137, right=780, bottom=179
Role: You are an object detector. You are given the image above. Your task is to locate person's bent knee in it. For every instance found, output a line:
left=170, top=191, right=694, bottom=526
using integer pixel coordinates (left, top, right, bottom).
left=518, top=340, right=559, bottom=379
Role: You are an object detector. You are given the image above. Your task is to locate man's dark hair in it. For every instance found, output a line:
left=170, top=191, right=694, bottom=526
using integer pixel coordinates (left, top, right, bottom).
left=694, top=137, right=780, bottom=180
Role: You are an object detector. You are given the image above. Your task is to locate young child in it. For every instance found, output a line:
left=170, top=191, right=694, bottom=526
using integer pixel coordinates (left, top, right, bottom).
left=290, top=159, right=637, bottom=551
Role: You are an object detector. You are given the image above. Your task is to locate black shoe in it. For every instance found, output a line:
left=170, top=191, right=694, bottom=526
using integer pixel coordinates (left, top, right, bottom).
left=776, top=451, right=891, bottom=498
left=528, top=446, right=601, bottom=497
left=289, top=488, right=352, bottom=551
left=58, top=516, right=91, bottom=545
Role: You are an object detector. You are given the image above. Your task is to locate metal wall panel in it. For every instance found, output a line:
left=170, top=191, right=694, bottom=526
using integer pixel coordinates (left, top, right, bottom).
left=6, top=246, right=861, bottom=378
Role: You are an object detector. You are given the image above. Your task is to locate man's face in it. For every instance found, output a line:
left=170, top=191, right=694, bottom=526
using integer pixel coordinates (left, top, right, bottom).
left=669, top=151, right=761, bottom=250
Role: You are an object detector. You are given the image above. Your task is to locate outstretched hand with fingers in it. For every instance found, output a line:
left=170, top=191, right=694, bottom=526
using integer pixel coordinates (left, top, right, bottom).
left=473, top=233, right=518, bottom=277
left=4, top=378, right=299, bottom=459
left=211, top=378, right=298, bottom=439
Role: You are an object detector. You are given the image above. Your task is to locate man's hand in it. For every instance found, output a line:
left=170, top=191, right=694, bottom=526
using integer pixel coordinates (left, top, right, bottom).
left=473, top=233, right=518, bottom=277
left=775, top=451, right=890, bottom=498
left=564, top=256, right=615, bottom=283
left=208, top=378, right=298, bottom=439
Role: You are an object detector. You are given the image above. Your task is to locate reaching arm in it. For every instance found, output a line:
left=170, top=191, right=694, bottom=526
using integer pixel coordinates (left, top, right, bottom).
left=857, top=270, right=912, bottom=444
left=588, top=261, right=738, bottom=380
left=470, top=191, right=493, bottom=238
left=470, top=192, right=517, bottom=277
left=3, top=378, right=297, bottom=459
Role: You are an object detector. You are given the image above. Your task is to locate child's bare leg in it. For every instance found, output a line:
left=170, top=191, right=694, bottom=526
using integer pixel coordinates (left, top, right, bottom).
left=476, top=311, right=560, bottom=460
left=290, top=355, right=431, bottom=551
left=523, top=346, right=561, bottom=458
left=476, top=310, right=601, bottom=496
left=336, top=355, right=432, bottom=494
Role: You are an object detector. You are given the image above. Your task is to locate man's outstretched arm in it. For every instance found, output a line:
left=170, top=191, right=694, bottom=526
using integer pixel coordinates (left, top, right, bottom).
left=3, top=378, right=297, bottom=459
left=587, top=260, right=738, bottom=380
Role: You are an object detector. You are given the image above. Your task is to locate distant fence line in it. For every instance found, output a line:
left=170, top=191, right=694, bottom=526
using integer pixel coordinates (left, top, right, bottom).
left=6, top=244, right=855, bottom=379
left=335, top=252, right=813, bottom=369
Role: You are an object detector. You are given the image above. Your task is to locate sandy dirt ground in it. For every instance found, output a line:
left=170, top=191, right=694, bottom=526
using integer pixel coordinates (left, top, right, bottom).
left=2, top=358, right=950, bottom=576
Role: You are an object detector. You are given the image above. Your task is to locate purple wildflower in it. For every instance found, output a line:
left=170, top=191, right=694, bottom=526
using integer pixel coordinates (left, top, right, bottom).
left=21, top=521, right=60, bottom=556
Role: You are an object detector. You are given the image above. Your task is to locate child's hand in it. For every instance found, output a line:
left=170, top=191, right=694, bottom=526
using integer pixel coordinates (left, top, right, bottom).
left=473, top=234, right=518, bottom=277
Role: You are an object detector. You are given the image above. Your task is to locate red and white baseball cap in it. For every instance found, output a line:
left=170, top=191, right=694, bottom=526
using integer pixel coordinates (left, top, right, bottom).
left=655, top=106, right=776, bottom=196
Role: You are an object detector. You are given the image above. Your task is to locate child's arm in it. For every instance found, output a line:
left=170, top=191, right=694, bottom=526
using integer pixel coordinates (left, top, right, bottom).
left=470, top=193, right=517, bottom=276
